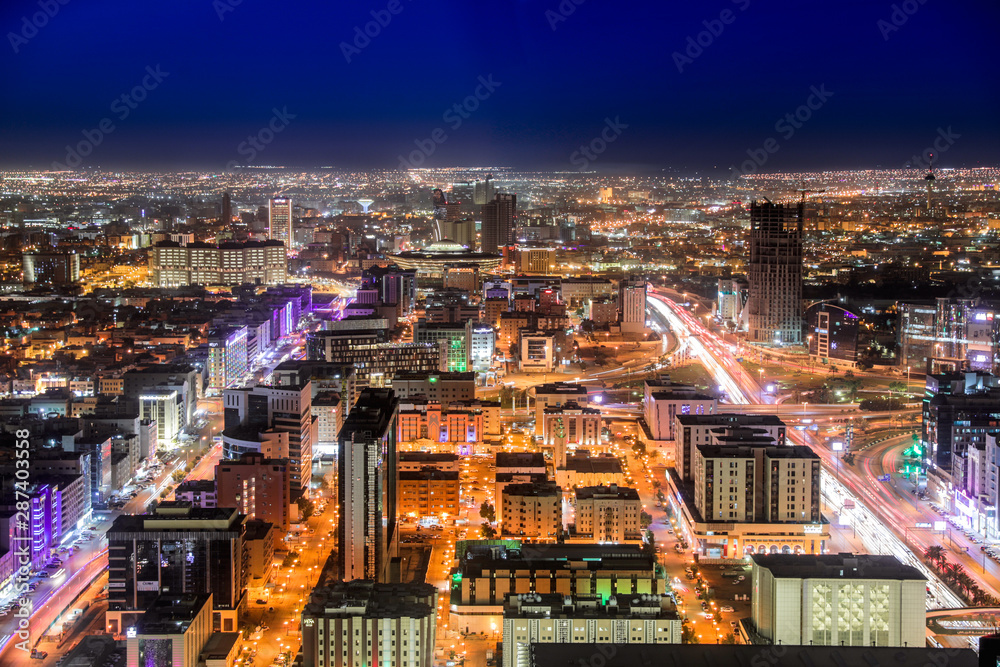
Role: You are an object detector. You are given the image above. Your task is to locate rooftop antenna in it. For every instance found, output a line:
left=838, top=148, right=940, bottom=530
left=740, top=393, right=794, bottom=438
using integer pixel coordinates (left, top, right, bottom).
left=925, top=153, right=936, bottom=214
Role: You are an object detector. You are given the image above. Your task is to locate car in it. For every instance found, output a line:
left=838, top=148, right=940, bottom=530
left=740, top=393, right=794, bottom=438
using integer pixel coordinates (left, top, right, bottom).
left=255, top=599, right=267, bottom=604
left=730, top=621, right=739, bottom=628
left=37, top=572, right=49, bottom=578
left=720, top=606, right=734, bottom=613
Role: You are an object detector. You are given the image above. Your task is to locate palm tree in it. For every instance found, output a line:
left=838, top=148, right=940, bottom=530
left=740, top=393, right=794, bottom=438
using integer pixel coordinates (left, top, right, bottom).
left=924, top=545, right=945, bottom=568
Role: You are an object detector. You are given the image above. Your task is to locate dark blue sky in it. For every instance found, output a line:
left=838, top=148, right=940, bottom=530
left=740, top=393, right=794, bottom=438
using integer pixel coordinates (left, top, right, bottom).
left=1, top=0, right=996, bottom=173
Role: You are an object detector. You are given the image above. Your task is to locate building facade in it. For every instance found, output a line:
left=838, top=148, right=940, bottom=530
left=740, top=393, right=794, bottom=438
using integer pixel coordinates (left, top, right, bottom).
left=744, top=201, right=804, bottom=344
left=749, top=554, right=926, bottom=648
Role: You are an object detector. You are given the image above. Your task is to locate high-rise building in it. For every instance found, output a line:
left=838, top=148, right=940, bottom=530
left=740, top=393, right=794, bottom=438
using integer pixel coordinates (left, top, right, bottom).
left=618, top=279, right=647, bottom=334
left=749, top=553, right=926, bottom=647
left=898, top=298, right=997, bottom=374
left=223, top=383, right=315, bottom=499
left=268, top=196, right=293, bottom=246
left=106, top=505, right=249, bottom=635
left=338, top=388, right=399, bottom=582
left=744, top=201, right=804, bottom=344
left=208, top=326, right=249, bottom=392
left=22, top=250, right=81, bottom=285
left=481, top=192, right=516, bottom=254
left=301, top=581, right=437, bottom=667
left=221, top=191, right=232, bottom=225
left=472, top=176, right=495, bottom=206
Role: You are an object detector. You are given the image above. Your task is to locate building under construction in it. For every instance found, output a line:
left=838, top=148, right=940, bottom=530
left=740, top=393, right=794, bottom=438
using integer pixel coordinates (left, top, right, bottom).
left=743, top=201, right=804, bottom=344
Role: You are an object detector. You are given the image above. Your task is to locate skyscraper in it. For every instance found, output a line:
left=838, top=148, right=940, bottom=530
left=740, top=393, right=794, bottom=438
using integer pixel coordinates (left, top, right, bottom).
left=744, top=201, right=804, bottom=344
left=338, top=388, right=399, bottom=582
left=268, top=196, right=292, bottom=247
left=221, top=191, right=232, bottom=226
left=482, top=192, right=516, bottom=254
left=473, top=176, right=495, bottom=206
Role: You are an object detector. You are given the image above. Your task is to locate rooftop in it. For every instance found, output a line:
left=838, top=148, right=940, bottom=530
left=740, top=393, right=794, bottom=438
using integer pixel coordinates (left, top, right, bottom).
left=528, top=645, right=974, bottom=667
left=575, top=484, right=639, bottom=501
left=304, top=580, right=437, bottom=619
left=751, top=553, right=925, bottom=580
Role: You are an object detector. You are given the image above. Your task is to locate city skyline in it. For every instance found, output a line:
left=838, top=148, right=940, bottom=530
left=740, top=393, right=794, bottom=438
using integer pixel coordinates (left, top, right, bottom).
left=0, top=1, right=998, bottom=173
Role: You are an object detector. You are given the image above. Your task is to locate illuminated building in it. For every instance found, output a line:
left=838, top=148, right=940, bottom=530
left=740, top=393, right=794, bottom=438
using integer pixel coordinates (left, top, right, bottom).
left=389, top=371, right=476, bottom=405
left=223, top=382, right=314, bottom=499
left=389, top=240, right=501, bottom=277
left=519, top=331, right=555, bottom=373
left=149, top=240, right=287, bottom=287
left=106, top=506, right=249, bottom=636
left=138, top=389, right=179, bottom=445
left=207, top=326, right=249, bottom=391
left=572, top=484, right=642, bottom=542
left=451, top=543, right=663, bottom=634
left=22, top=250, right=80, bottom=285
left=618, top=279, right=647, bottom=334
left=517, top=247, right=555, bottom=274
left=541, top=400, right=601, bottom=468
left=124, top=594, right=216, bottom=667
left=502, top=593, right=681, bottom=667
left=215, top=452, right=291, bottom=533
left=533, top=383, right=588, bottom=436
left=642, top=377, right=716, bottom=443
left=398, top=467, right=459, bottom=518
left=301, top=581, right=437, bottom=667
left=744, top=201, right=804, bottom=344
left=749, top=554, right=926, bottom=647
left=268, top=196, right=292, bottom=246
left=500, top=481, right=562, bottom=539
left=716, top=277, right=747, bottom=326
left=337, top=388, right=399, bottom=582
left=481, top=192, right=516, bottom=254
left=674, top=414, right=787, bottom=482
left=807, top=302, right=860, bottom=365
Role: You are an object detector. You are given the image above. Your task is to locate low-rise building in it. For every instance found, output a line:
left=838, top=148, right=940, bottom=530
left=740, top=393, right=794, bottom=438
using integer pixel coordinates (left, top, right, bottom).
left=500, top=481, right=562, bottom=540
left=452, top=542, right=664, bottom=634
left=749, top=553, right=926, bottom=648
left=301, top=581, right=438, bottom=667
left=642, top=376, right=716, bottom=443
left=502, top=593, right=681, bottom=667
left=572, top=484, right=642, bottom=543
left=398, top=468, right=460, bottom=520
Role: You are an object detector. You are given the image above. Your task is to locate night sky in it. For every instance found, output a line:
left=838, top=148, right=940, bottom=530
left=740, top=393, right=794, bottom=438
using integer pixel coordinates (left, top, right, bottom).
left=1, top=0, right=997, bottom=174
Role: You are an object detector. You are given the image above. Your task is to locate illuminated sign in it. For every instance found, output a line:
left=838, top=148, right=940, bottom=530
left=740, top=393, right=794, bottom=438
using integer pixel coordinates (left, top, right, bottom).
left=831, top=441, right=843, bottom=452
left=803, top=524, right=823, bottom=534
left=126, top=627, right=137, bottom=638
left=915, top=522, right=932, bottom=529
left=933, top=521, right=947, bottom=532
left=304, top=618, right=315, bottom=627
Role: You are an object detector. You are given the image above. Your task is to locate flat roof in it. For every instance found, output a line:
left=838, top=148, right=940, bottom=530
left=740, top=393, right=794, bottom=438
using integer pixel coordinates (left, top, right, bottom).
left=528, top=645, right=974, bottom=667
left=751, top=553, right=925, bottom=580
left=575, top=485, right=639, bottom=501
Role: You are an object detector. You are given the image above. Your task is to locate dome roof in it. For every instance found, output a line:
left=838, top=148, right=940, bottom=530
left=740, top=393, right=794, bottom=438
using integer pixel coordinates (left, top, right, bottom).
left=422, top=239, right=468, bottom=253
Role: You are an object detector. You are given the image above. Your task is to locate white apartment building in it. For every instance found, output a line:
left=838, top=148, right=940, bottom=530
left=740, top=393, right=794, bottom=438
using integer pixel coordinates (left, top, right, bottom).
left=643, top=377, right=717, bottom=442
left=675, top=414, right=787, bottom=482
